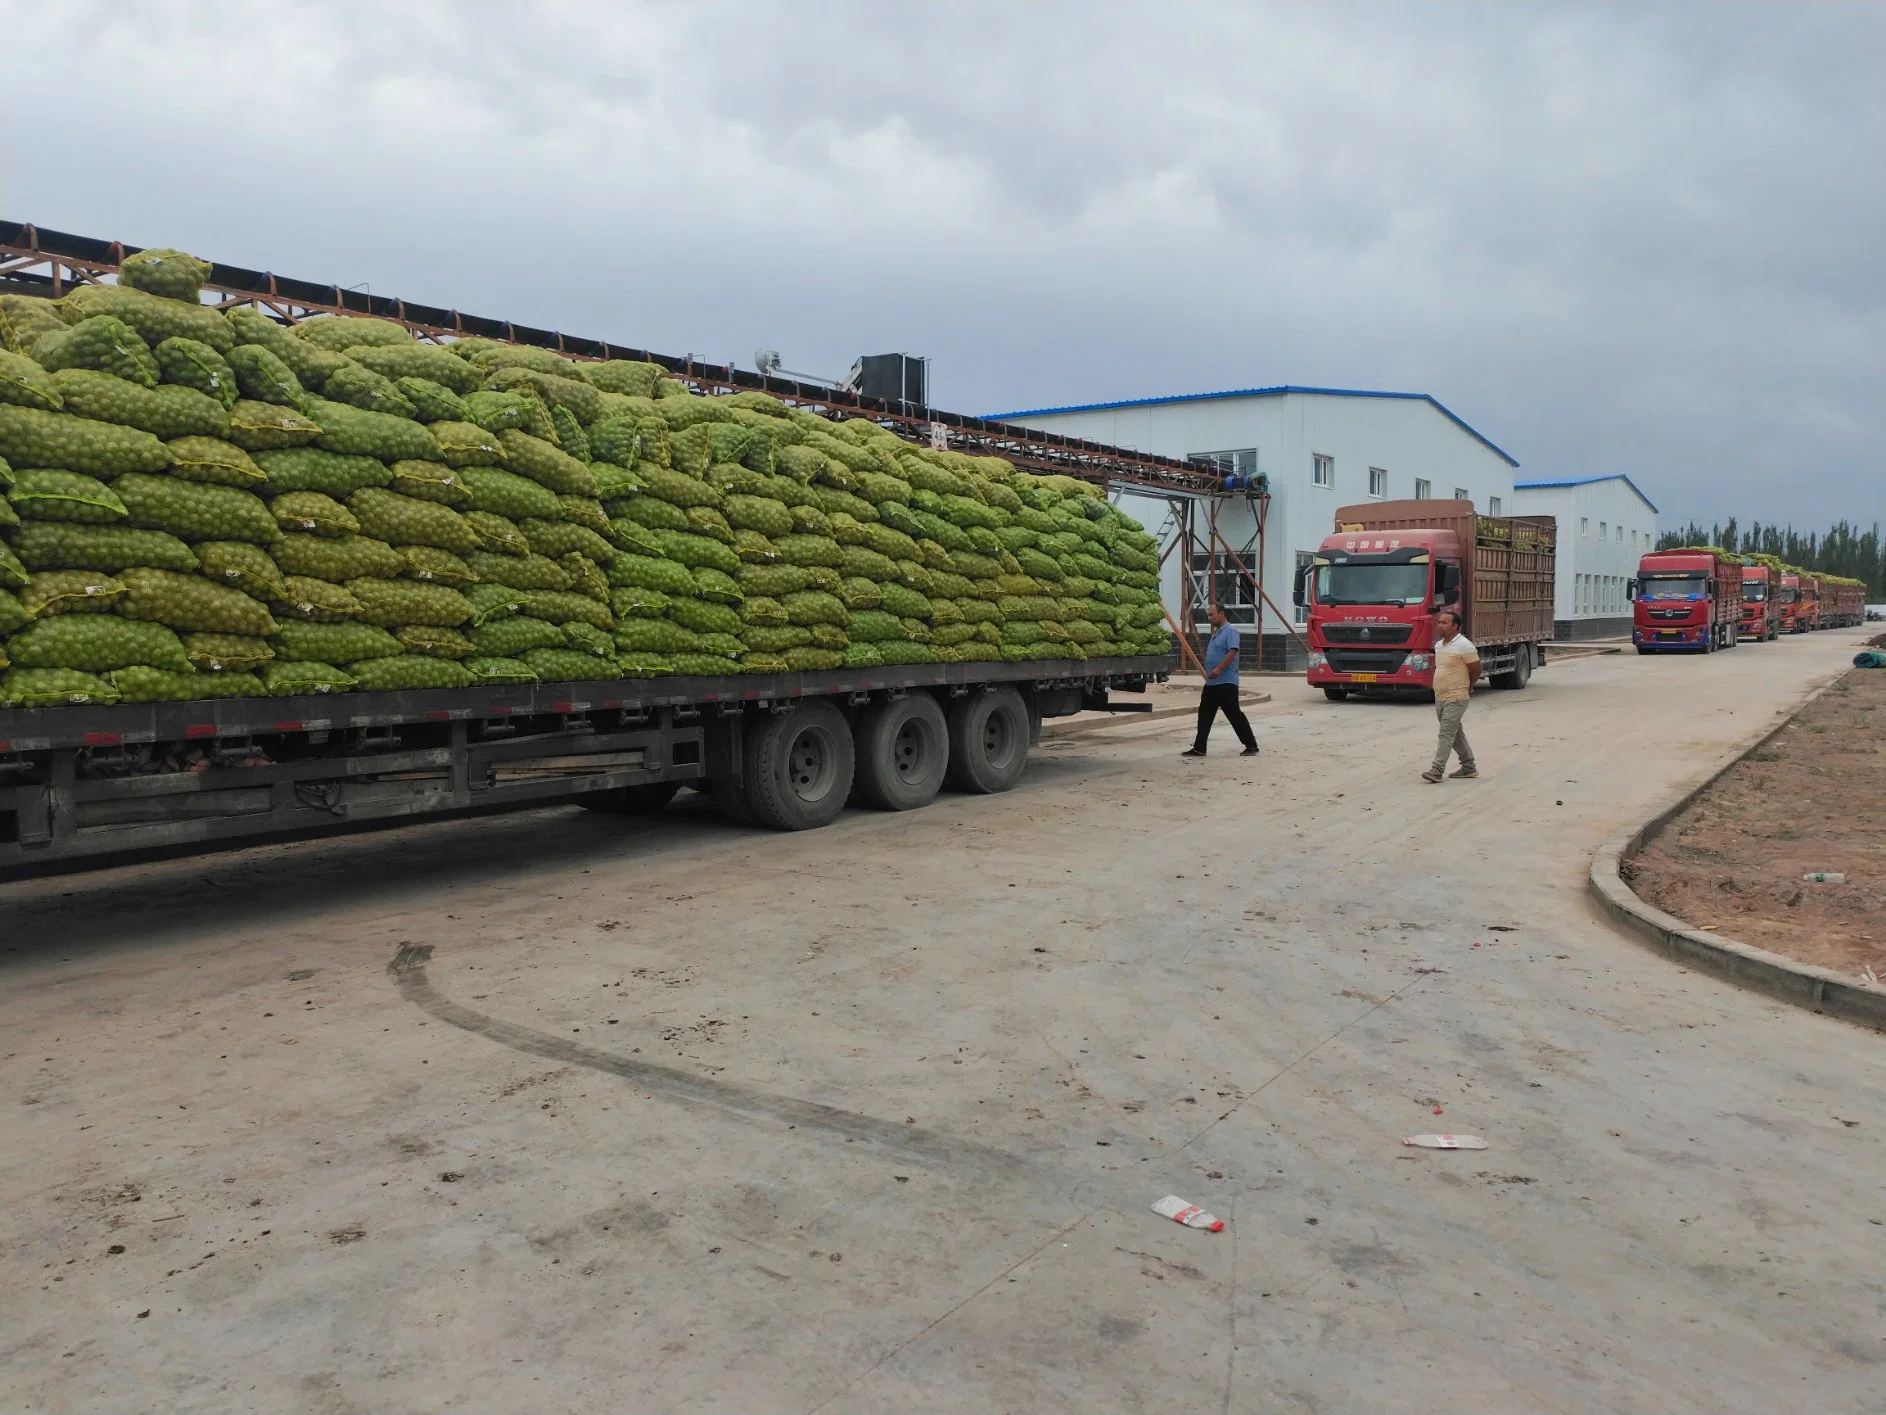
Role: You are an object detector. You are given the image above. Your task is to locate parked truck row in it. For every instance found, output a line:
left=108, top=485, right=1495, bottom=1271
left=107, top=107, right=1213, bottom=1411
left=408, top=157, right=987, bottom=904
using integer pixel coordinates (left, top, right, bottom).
left=1632, top=547, right=1867, bottom=652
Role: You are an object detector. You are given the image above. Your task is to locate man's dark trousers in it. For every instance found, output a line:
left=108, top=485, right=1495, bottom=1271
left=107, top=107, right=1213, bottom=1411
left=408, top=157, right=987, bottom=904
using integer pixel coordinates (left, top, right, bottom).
left=1193, top=682, right=1255, bottom=753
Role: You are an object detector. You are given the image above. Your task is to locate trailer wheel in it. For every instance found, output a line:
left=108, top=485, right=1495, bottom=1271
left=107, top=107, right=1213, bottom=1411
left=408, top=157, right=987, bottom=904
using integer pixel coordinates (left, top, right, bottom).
left=853, top=692, right=948, bottom=810
left=576, top=781, right=681, bottom=815
left=743, top=700, right=854, bottom=830
left=1492, top=646, right=1532, bottom=689
left=1322, top=687, right=1350, bottom=702
left=945, top=685, right=1029, bottom=794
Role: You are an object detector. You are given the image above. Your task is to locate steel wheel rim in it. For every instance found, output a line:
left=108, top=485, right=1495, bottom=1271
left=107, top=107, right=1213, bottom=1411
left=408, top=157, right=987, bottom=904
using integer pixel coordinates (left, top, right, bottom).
left=787, top=724, right=838, bottom=802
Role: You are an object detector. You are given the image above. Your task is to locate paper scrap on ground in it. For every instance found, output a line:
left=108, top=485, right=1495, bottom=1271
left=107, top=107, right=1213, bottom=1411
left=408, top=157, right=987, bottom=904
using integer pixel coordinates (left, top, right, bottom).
left=1152, top=1195, right=1225, bottom=1231
left=1402, top=1134, right=1488, bottom=1150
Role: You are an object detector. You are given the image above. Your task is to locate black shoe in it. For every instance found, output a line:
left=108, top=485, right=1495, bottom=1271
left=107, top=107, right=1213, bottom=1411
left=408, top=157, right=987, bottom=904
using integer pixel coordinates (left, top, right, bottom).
left=1240, top=745, right=1259, bottom=756
left=1180, top=748, right=1206, bottom=758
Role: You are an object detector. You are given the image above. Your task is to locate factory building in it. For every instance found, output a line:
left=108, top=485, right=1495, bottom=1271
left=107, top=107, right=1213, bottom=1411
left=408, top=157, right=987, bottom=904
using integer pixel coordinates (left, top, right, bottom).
left=1510, top=475, right=1661, bottom=640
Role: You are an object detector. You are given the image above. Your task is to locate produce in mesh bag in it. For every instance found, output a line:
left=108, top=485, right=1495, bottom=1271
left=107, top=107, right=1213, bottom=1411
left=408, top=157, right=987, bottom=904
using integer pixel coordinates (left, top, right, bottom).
left=23, top=569, right=124, bottom=617
left=463, top=655, right=537, bottom=684
left=117, top=247, right=213, bottom=301
left=827, top=512, right=868, bottom=547
left=395, top=625, right=478, bottom=659
left=646, top=529, right=740, bottom=574
left=33, top=315, right=160, bottom=387
left=738, top=595, right=789, bottom=627
left=667, top=652, right=740, bottom=676
left=607, top=518, right=666, bottom=557
left=526, top=590, right=612, bottom=631
left=195, top=540, right=286, bottom=601
left=667, top=596, right=742, bottom=636
left=462, top=465, right=561, bottom=521
left=892, top=560, right=935, bottom=593
left=11, top=468, right=127, bottom=523
left=0, top=588, right=27, bottom=634
left=468, top=615, right=565, bottom=657
left=783, top=647, right=843, bottom=672
left=560, top=621, right=615, bottom=658
left=252, top=447, right=387, bottom=497
left=466, top=581, right=534, bottom=624
left=59, top=284, right=235, bottom=353
left=49, top=368, right=227, bottom=441
left=616, top=493, right=690, bottom=531
left=272, top=531, right=404, bottom=581
left=0, top=349, right=64, bottom=413
left=466, top=550, right=570, bottom=591
left=559, top=552, right=609, bottom=603
left=806, top=622, right=848, bottom=650
left=705, top=462, right=769, bottom=497
left=844, top=609, right=903, bottom=643
left=732, top=529, right=776, bottom=563
left=398, top=545, right=476, bottom=586
left=876, top=640, right=937, bottom=666
left=607, top=552, right=696, bottom=596
left=260, top=659, right=355, bottom=695
left=740, top=651, right=792, bottom=674
left=428, top=420, right=502, bottom=468
left=8, top=523, right=195, bottom=574
left=154, top=337, right=237, bottom=409
left=109, top=665, right=261, bottom=701
left=463, top=509, right=529, bottom=557
left=461, top=389, right=540, bottom=435
left=521, top=518, right=612, bottom=564
left=496, top=429, right=597, bottom=496
left=296, top=315, right=412, bottom=352
left=555, top=494, right=610, bottom=535
left=346, top=578, right=473, bottom=628
left=550, top=405, right=590, bottom=462
left=466, top=343, right=577, bottom=375
left=771, top=533, right=843, bottom=568
left=225, top=398, right=323, bottom=451
left=858, top=521, right=919, bottom=563
left=0, top=404, right=172, bottom=477
left=609, top=584, right=671, bottom=620
left=182, top=633, right=273, bottom=672
left=300, top=396, right=442, bottom=462
left=670, top=423, right=754, bottom=477
left=879, top=582, right=933, bottom=620
left=520, top=647, right=617, bottom=682
left=482, top=366, right=602, bottom=425
left=615, top=618, right=701, bottom=654
left=347, top=487, right=478, bottom=554
left=694, top=631, right=747, bottom=658
left=743, top=624, right=811, bottom=652
left=0, top=543, right=25, bottom=588
left=808, top=485, right=878, bottom=523
left=273, top=575, right=365, bottom=622
left=688, top=566, right=743, bottom=604
left=222, top=308, right=342, bottom=389
left=271, top=490, right=358, bottom=537
left=587, top=418, right=642, bottom=467
left=586, top=361, right=664, bottom=397
left=842, top=641, right=884, bottom=669
left=837, top=576, right=882, bottom=609
left=166, top=435, right=264, bottom=488
left=225, top=344, right=304, bottom=404
left=590, top=461, right=643, bottom=500
left=322, top=363, right=417, bottom=419
left=736, top=563, right=810, bottom=598
left=273, top=622, right=401, bottom=663
left=345, top=343, right=480, bottom=394
left=1, top=666, right=122, bottom=706
left=7, top=615, right=192, bottom=672
left=116, top=567, right=279, bottom=635
left=389, top=459, right=472, bottom=508
left=0, top=297, right=70, bottom=356
left=723, top=494, right=793, bottom=537
left=930, top=622, right=979, bottom=646
left=780, top=590, right=849, bottom=628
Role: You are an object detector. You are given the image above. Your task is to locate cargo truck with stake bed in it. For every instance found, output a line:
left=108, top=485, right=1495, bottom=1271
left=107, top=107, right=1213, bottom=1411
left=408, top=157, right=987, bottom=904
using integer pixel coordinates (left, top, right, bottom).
left=1295, top=501, right=1555, bottom=699
left=1630, top=548, right=1742, bottom=653
left=1738, top=561, right=1779, bottom=642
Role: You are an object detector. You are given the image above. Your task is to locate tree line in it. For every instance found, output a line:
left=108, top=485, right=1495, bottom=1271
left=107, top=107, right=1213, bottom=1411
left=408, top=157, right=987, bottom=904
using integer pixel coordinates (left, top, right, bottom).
left=1655, top=520, right=1884, bottom=595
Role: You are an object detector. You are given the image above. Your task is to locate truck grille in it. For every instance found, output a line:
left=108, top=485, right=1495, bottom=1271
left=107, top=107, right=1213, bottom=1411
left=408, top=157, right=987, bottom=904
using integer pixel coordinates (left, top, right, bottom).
left=1646, top=608, right=1693, bottom=621
left=1326, top=649, right=1410, bottom=674
left=1321, top=624, right=1413, bottom=646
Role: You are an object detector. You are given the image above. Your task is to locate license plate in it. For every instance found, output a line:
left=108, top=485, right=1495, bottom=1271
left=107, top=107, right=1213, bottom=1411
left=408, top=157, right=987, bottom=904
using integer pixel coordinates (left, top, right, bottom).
left=1349, top=672, right=1379, bottom=683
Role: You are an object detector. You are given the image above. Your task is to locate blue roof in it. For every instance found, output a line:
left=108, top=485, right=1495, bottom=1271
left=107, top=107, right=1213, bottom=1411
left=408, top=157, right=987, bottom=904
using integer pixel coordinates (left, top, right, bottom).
left=1514, top=474, right=1659, bottom=515
left=984, top=384, right=1520, bottom=468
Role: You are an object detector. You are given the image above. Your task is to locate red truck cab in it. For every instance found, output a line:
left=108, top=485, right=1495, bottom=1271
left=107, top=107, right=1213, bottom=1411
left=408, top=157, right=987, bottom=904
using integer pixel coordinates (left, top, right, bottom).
left=1632, top=549, right=1741, bottom=653
left=1738, top=564, right=1778, bottom=641
left=1777, top=573, right=1802, bottom=633
left=1301, top=528, right=1460, bottom=695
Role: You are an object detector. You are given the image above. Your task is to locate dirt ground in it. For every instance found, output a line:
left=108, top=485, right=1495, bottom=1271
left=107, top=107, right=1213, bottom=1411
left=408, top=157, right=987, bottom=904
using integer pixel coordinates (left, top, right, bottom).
left=1633, top=667, right=1885, bottom=978
left=2, top=629, right=1881, bottom=1414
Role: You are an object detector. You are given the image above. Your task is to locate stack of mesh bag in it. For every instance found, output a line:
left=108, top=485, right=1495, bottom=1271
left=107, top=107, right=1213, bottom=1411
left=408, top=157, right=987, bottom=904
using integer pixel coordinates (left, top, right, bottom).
left=0, top=251, right=1167, bottom=708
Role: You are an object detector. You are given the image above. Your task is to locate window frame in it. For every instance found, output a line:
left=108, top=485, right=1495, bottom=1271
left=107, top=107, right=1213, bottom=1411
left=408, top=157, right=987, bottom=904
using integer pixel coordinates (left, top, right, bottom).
left=1413, top=477, right=1431, bottom=500
left=1367, top=466, right=1388, bottom=499
left=1488, top=495, right=1503, bottom=516
left=1312, top=453, right=1333, bottom=488
left=1452, top=486, right=1469, bottom=502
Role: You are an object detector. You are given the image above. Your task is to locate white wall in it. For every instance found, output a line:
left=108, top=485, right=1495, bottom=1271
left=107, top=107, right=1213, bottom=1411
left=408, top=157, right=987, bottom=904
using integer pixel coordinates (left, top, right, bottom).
left=1511, top=479, right=1659, bottom=623
left=1005, top=392, right=1518, bottom=633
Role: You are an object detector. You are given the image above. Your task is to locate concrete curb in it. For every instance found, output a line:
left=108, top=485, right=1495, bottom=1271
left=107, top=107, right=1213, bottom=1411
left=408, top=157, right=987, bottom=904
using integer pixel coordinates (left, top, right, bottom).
left=1586, top=674, right=1884, bottom=1034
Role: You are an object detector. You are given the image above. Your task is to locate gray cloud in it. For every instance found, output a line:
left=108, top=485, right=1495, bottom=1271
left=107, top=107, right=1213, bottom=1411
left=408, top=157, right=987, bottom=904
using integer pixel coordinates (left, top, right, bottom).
left=3, top=0, right=1879, bottom=526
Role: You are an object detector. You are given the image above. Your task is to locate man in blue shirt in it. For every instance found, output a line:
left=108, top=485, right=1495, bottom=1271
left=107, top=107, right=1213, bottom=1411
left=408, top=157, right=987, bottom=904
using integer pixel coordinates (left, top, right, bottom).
left=1181, top=604, right=1259, bottom=758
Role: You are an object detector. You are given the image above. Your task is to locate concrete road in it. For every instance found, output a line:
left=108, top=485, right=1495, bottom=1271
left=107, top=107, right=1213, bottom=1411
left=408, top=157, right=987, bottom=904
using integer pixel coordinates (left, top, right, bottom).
left=4, top=631, right=1881, bottom=1414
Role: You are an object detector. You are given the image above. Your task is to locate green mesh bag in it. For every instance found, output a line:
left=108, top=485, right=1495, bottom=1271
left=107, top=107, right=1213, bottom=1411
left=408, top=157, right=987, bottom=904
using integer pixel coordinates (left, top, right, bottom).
left=22, top=569, right=123, bottom=617
left=665, top=652, right=739, bottom=676
left=258, top=659, right=355, bottom=695
left=517, top=647, right=616, bottom=682
left=780, top=590, right=849, bottom=628
left=939, top=493, right=1005, bottom=530
left=930, top=622, right=979, bottom=647
left=608, top=584, right=671, bottom=620
left=321, top=363, right=416, bottom=419
left=843, top=609, right=903, bottom=643
left=734, top=563, right=810, bottom=599
left=837, top=576, right=882, bottom=610
left=347, top=487, right=477, bottom=554
left=7, top=523, right=195, bottom=573
left=59, top=284, right=235, bottom=353
left=269, top=622, right=397, bottom=664
left=495, top=429, right=597, bottom=496
left=225, top=344, right=304, bottom=405
left=606, top=552, right=695, bottom=596
left=957, top=597, right=1003, bottom=625
left=687, top=566, right=743, bottom=605
left=111, top=665, right=261, bottom=701
left=270, top=532, right=402, bottom=582
left=590, top=461, right=643, bottom=501
left=0, top=405, right=171, bottom=477
left=11, top=468, right=127, bottom=523
left=387, top=459, right=471, bottom=508
left=639, top=464, right=723, bottom=508
left=427, top=419, right=502, bottom=468
left=586, top=361, right=664, bottom=397
left=548, top=495, right=607, bottom=537
left=616, top=494, right=690, bottom=532
left=737, top=595, right=789, bottom=628
left=223, top=309, right=346, bottom=392
left=879, top=582, right=933, bottom=620
left=466, top=581, right=533, bottom=624
left=338, top=654, right=469, bottom=691
left=667, top=596, right=742, bottom=636
left=614, top=620, right=700, bottom=654
left=842, top=641, right=884, bottom=669
left=875, top=640, right=937, bottom=666
left=549, top=404, right=590, bottom=462
left=670, top=423, right=755, bottom=478
left=461, top=389, right=541, bottom=436
left=49, top=369, right=226, bottom=440
left=296, top=316, right=412, bottom=352
left=155, top=337, right=237, bottom=409
left=7, top=615, right=192, bottom=672
left=655, top=392, right=731, bottom=429
left=463, top=655, right=537, bottom=684
left=480, top=365, right=603, bottom=425
left=991, top=524, right=1038, bottom=553
left=463, top=510, right=529, bottom=557
left=468, top=615, right=565, bottom=657
left=0, top=588, right=27, bottom=634
left=892, top=560, right=935, bottom=594
left=836, top=545, right=898, bottom=581
left=298, top=396, right=442, bottom=461
left=742, top=624, right=811, bottom=652
left=225, top=399, right=323, bottom=451
left=114, top=567, right=277, bottom=634
left=165, top=435, right=264, bottom=488
left=858, top=521, right=919, bottom=562
left=465, top=550, right=570, bottom=591
left=32, top=315, right=160, bottom=387
left=195, top=540, right=286, bottom=601
left=461, top=465, right=561, bottom=521
left=827, top=512, right=868, bottom=547
left=705, top=462, right=769, bottom=498
left=781, top=647, right=843, bottom=672
left=521, top=518, right=613, bottom=563
left=0, top=666, right=122, bottom=706
left=0, top=543, right=24, bottom=589
left=645, top=529, right=740, bottom=574
left=587, top=418, right=642, bottom=467
left=558, top=621, right=615, bottom=658
left=398, top=545, right=476, bottom=586
left=345, top=343, right=480, bottom=394
left=807, top=485, right=878, bottom=523
left=0, top=297, right=71, bottom=358
left=251, top=447, right=387, bottom=497
left=525, top=590, right=612, bottom=630
left=693, top=631, right=746, bottom=658
left=117, top=247, right=213, bottom=301
left=558, top=552, right=609, bottom=604
left=731, top=529, right=776, bottom=564
left=181, top=632, right=273, bottom=672
left=346, top=578, right=473, bottom=628
left=723, top=493, right=794, bottom=537
left=394, top=625, right=477, bottom=659
left=806, top=623, right=848, bottom=651
left=270, top=490, right=358, bottom=537
left=729, top=650, right=785, bottom=674
left=0, top=349, right=64, bottom=412
left=683, top=505, right=734, bottom=546
left=275, top=576, right=366, bottom=623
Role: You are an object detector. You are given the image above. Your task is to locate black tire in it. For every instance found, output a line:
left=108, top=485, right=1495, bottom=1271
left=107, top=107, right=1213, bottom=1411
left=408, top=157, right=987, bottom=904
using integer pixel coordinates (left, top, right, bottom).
left=1509, top=646, right=1532, bottom=687
left=944, top=685, right=1030, bottom=794
left=1322, top=687, right=1350, bottom=701
left=853, top=693, right=949, bottom=811
left=575, top=781, right=681, bottom=815
left=743, top=699, right=855, bottom=830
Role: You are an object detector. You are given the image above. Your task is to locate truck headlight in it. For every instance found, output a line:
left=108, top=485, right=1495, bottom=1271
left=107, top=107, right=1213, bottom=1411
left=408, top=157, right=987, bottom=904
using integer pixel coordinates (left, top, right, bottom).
left=1405, top=653, right=1432, bottom=671
left=1307, top=652, right=1327, bottom=669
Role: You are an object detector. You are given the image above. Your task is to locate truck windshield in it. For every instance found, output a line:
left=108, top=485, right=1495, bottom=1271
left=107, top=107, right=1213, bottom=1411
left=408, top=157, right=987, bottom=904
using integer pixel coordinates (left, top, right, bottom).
left=1780, top=586, right=1798, bottom=602
left=1639, top=574, right=1707, bottom=599
left=1742, top=584, right=1767, bottom=602
left=1314, top=562, right=1429, bottom=606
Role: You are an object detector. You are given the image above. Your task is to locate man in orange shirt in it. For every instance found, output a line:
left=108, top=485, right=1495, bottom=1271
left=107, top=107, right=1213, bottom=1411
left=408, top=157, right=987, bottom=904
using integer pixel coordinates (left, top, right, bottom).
left=1422, top=607, right=1480, bottom=782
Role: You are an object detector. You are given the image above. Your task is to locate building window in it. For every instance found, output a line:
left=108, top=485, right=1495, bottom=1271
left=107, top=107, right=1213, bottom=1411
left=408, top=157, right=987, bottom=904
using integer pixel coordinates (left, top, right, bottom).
left=1453, top=487, right=1468, bottom=502
left=1294, top=550, right=1314, bottom=623
left=1368, top=467, right=1387, bottom=498
left=1188, top=448, right=1258, bottom=483
left=1488, top=495, right=1502, bottom=515
left=1312, top=454, right=1333, bottom=488
left=1630, top=528, right=1637, bottom=548
left=1187, top=551, right=1257, bottom=626
left=1414, top=478, right=1431, bottom=500
left=1599, top=521, right=1607, bottom=541
left=1580, top=517, right=1590, bottom=537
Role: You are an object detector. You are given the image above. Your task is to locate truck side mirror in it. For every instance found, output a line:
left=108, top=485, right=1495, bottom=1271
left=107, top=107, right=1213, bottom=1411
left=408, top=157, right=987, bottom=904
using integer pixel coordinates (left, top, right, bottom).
left=1440, top=564, right=1461, bottom=601
left=1627, top=578, right=1637, bottom=600
left=1292, top=563, right=1310, bottom=608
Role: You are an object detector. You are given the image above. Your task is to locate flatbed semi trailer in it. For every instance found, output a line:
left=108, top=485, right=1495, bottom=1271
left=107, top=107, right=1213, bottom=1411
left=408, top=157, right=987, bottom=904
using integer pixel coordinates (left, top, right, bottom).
left=0, top=655, right=1165, bottom=872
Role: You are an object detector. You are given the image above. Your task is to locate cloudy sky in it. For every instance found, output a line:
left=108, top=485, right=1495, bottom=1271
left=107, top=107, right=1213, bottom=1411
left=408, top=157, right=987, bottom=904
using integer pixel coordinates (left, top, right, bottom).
left=3, top=0, right=1880, bottom=528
